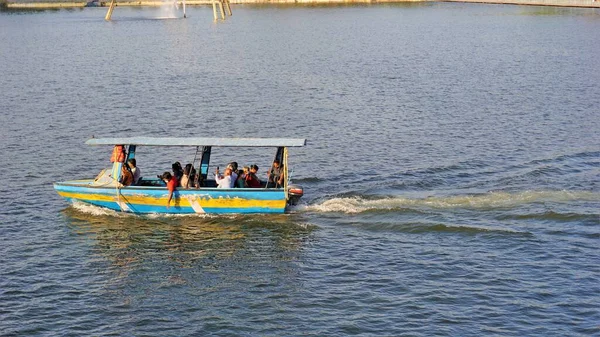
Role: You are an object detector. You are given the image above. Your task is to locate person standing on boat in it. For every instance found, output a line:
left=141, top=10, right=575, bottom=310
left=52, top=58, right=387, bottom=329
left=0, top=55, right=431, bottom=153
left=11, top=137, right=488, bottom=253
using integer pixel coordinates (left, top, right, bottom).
left=161, top=172, right=178, bottom=209
left=267, top=160, right=284, bottom=188
left=127, top=158, right=140, bottom=185
left=215, top=167, right=233, bottom=188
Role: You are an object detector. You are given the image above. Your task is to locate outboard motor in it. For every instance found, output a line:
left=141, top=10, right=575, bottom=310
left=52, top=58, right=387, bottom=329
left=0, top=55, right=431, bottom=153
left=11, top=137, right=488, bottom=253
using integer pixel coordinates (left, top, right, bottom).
left=287, top=184, right=304, bottom=206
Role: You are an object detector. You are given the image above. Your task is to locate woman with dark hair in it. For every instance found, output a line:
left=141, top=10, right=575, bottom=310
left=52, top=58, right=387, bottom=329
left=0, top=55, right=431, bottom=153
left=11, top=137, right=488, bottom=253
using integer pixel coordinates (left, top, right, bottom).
left=180, top=163, right=193, bottom=189
left=172, top=162, right=183, bottom=183
left=120, top=164, right=133, bottom=187
left=245, top=164, right=261, bottom=188
left=127, top=158, right=140, bottom=185
left=236, top=166, right=249, bottom=188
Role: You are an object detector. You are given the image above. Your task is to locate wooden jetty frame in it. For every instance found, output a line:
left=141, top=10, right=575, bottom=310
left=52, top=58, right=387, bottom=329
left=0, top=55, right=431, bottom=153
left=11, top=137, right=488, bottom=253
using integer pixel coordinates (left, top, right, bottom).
left=5, top=0, right=600, bottom=10
left=212, top=0, right=231, bottom=20
left=104, top=0, right=232, bottom=21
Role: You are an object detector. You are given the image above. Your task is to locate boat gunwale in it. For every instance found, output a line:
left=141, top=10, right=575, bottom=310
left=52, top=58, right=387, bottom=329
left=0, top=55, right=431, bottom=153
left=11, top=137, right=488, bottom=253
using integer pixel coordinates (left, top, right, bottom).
left=53, top=180, right=286, bottom=192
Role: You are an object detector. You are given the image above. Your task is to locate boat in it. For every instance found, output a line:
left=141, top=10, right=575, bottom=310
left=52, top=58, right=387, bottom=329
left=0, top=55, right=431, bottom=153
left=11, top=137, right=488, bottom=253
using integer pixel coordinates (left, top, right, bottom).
left=54, top=137, right=306, bottom=214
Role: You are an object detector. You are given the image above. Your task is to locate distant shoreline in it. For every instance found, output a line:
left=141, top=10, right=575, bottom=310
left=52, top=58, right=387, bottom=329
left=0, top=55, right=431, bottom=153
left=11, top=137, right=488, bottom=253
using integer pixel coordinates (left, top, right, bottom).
left=2, top=0, right=599, bottom=9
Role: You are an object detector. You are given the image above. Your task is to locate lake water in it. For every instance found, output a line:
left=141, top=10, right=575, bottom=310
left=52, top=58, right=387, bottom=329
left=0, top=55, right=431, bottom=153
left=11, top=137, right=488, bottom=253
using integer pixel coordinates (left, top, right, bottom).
left=1, top=3, right=599, bottom=336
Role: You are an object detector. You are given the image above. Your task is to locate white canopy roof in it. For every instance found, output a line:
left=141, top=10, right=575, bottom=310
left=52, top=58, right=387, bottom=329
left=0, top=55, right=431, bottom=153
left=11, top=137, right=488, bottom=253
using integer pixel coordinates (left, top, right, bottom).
left=86, top=137, right=306, bottom=147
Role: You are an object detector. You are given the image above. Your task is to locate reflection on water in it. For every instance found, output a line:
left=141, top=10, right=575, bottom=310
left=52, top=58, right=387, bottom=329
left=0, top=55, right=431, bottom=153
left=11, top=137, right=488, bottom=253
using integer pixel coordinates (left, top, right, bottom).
left=62, top=205, right=316, bottom=273
left=2, top=5, right=599, bottom=335
left=61, top=206, right=317, bottom=315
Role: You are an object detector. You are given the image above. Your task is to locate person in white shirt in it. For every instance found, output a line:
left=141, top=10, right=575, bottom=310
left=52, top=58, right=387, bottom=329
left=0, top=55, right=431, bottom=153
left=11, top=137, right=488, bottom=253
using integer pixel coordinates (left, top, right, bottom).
left=215, top=167, right=233, bottom=188
left=227, top=162, right=238, bottom=186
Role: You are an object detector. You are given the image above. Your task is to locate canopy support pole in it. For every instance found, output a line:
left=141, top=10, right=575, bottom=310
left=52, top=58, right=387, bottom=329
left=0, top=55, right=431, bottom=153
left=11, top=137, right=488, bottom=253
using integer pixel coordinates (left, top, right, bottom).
left=126, top=145, right=136, bottom=161
left=199, top=146, right=212, bottom=182
left=283, top=147, right=289, bottom=200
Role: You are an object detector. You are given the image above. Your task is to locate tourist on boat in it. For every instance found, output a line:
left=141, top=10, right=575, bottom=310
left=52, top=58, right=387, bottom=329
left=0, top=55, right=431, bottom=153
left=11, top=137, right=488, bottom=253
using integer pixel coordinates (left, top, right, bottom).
left=267, top=160, right=284, bottom=188
left=192, top=167, right=203, bottom=188
left=127, top=158, right=140, bottom=185
left=215, top=167, right=233, bottom=188
left=120, top=164, right=134, bottom=187
left=227, top=162, right=238, bottom=185
left=246, top=164, right=261, bottom=188
left=172, top=162, right=183, bottom=184
left=236, top=167, right=249, bottom=188
left=180, top=163, right=195, bottom=189
left=161, top=171, right=178, bottom=209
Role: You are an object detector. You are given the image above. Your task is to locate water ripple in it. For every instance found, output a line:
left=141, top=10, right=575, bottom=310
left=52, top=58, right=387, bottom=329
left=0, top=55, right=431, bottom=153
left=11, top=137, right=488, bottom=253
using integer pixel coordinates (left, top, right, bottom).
left=2, top=5, right=600, bottom=336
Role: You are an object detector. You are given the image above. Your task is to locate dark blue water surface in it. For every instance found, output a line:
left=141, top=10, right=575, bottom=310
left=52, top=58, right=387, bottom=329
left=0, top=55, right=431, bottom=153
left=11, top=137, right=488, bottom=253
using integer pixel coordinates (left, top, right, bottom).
left=1, top=4, right=599, bottom=336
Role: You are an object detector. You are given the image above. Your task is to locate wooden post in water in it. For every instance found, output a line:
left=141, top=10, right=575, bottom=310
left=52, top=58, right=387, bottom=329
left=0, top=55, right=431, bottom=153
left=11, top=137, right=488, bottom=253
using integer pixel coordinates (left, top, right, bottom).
left=212, top=0, right=218, bottom=21
left=105, top=0, right=116, bottom=21
left=218, top=0, right=225, bottom=20
left=224, top=0, right=232, bottom=16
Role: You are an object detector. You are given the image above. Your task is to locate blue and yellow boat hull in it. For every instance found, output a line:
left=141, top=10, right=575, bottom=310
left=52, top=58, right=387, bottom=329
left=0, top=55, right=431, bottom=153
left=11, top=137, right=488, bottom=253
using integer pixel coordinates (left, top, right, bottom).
left=54, top=180, right=288, bottom=214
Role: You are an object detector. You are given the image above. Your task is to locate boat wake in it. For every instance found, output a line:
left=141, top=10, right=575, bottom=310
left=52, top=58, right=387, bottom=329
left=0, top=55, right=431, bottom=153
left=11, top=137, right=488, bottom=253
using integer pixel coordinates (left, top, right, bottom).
left=68, top=202, right=299, bottom=222
left=69, top=201, right=221, bottom=219
left=66, top=190, right=599, bottom=218
left=301, top=190, right=600, bottom=214
left=71, top=201, right=122, bottom=217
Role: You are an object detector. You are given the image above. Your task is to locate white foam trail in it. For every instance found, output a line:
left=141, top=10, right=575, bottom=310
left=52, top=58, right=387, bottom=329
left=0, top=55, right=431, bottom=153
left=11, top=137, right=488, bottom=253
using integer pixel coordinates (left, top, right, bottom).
left=304, top=191, right=600, bottom=214
left=70, top=201, right=220, bottom=218
left=71, top=201, right=121, bottom=216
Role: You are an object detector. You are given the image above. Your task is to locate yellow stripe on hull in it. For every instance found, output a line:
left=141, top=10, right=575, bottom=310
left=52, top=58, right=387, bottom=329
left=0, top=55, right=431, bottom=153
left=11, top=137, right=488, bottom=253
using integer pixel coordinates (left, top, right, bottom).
left=57, top=191, right=286, bottom=209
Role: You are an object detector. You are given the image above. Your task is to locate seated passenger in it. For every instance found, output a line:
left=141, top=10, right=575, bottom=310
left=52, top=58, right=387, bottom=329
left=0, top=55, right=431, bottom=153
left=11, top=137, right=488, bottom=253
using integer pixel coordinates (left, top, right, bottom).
left=127, top=158, right=141, bottom=185
left=120, top=164, right=134, bottom=187
left=180, top=163, right=193, bottom=189
left=236, top=166, right=249, bottom=188
left=191, top=167, right=203, bottom=188
left=245, top=164, right=261, bottom=188
left=172, top=162, right=183, bottom=184
left=215, top=167, right=233, bottom=188
left=267, top=160, right=284, bottom=188
left=227, top=162, right=238, bottom=186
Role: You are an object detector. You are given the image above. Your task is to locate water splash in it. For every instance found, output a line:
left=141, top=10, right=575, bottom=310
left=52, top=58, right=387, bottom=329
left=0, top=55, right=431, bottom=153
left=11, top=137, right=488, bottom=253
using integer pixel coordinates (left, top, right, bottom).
left=70, top=201, right=230, bottom=219
left=156, top=0, right=180, bottom=19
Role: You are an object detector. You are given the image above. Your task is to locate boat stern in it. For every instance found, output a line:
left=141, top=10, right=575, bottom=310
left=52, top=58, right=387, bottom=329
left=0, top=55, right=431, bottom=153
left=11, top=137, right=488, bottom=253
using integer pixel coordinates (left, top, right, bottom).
left=287, top=184, right=304, bottom=206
